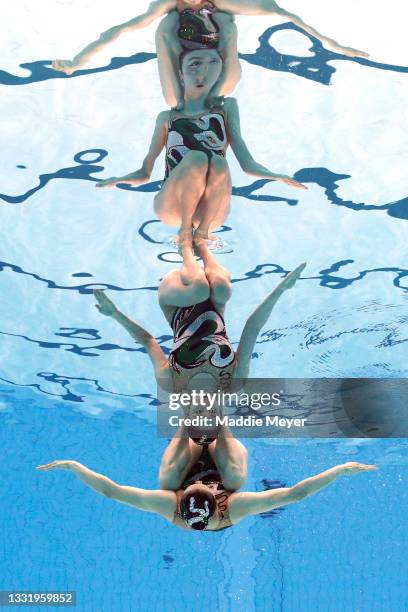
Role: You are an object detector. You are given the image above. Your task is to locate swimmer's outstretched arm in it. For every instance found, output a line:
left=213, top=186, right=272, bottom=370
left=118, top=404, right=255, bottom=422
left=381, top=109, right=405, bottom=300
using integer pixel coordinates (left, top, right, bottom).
left=229, top=462, right=377, bottom=523
left=224, top=98, right=306, bottom=190
left=95, top=111, right=169, bottom=189
left=234, top=263, right=305, bottom=378
left=53, top=0, right=176, bottom=74
left=37, top=460, right=176, bottom=520
left=216, top=0, right=369, bottom=58
left=93, top=290, right=168, bottom=376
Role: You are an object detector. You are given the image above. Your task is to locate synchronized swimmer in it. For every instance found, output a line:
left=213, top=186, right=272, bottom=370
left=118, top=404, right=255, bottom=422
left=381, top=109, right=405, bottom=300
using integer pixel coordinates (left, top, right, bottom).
left=38, top=439, right=376, bottom=532
left=34, top=3, right=378, bottom=537
left=95, top=46, right=306, bottom=276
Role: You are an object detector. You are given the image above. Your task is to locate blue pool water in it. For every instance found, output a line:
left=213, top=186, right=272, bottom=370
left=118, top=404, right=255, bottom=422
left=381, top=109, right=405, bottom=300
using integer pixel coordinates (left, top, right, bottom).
left=1, top=389, right=408, bottom=611
left=1, top=1, right=408, bottom=610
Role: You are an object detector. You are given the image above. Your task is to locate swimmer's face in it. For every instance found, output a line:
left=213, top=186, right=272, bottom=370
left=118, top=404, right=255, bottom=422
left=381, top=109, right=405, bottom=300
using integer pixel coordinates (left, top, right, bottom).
left=181, top=49, right=222, bottom=95
left=183, top=0, right=203, bottom=6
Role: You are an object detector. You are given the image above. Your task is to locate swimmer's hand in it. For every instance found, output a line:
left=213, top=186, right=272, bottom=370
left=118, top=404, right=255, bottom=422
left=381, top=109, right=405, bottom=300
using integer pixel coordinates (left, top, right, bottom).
left=271, top=175, right=307, bottom=190
left=52, top=59, right=78, bottom=75
left=338, top=462, right=378, bottom=475
left=95, top=177, right=121, bottom=189
left=96, top=169, right=150, bottom=189
left=93, top=289, right=118, bottom=317
left=332, top=45, right=370, bottom=59
left=276, top=263, right=306, bottom=293
left=37, top=460, right=79, bottom=471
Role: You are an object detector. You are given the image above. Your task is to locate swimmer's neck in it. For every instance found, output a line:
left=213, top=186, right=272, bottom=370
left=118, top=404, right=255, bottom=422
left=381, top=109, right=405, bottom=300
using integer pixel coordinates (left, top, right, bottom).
left=181, top=93, right=208, bottom=114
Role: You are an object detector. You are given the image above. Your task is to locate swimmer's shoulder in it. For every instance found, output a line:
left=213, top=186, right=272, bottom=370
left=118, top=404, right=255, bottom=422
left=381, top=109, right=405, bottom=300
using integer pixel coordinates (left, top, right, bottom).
left=221, top=97, right=239, bottom=127
left=223, top=96, right=238, bottom=112
left=154, top=109, right=173, bottom=133
left=156, top=109, right=173, bottom=124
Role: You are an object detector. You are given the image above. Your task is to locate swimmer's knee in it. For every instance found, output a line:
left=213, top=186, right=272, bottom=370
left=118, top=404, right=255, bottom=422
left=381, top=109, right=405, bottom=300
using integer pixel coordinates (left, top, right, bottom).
left=216, top=12, right=235, bottom=27
left=158, top=269, right=178, bottom=290
left=239, top=442, right=248, bottom=458
left=155, top=11, right=178, bottom=38
left=223, top=470, right=246, bottom=491
left=217, top=16, right=237, bottom=46
left=159, top=468, right=181, bottom=491
left=210, top=277, right=232, bottom=305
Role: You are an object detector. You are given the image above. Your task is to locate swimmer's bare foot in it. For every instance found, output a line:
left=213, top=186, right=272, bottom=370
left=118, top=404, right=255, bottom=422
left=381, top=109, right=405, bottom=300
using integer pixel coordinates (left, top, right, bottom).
left=177, top=226, right=193, bottom=254
left=193, top=234, right=212, bottom=258
left=193, top=228, right=217, bottom=253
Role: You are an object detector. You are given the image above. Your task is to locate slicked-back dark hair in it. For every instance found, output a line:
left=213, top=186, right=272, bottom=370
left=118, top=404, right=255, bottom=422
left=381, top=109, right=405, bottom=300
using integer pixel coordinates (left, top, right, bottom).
left=180, top=486, right=217, bottom=530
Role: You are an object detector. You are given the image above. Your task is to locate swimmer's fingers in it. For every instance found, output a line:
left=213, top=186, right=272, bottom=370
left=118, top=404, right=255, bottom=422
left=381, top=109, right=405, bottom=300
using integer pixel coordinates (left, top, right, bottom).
left=52, top=59, right=77, bottom=75
left=337, top=46, right=370, bottom=59
left=276, top=176, right=308, bottom=190
left=95, top=177, right=119, bottom=189
left=341, top=462, right=378, bottom=474
left=36, top=460, right=73, bottom=471
left=278, top=263, right=306, bottom=291
left=93, top=289, right=117, bottom=316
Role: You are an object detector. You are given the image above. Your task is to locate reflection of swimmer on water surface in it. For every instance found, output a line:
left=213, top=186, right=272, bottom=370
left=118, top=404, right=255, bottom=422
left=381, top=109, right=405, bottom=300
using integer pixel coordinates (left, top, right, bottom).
left=96, top=47, right=306, bottom=274
left=93, top=247, right=305, bottom=394
left=37, top=437, right=376, bottom=532
left=52, top=0, right=369, bottom=108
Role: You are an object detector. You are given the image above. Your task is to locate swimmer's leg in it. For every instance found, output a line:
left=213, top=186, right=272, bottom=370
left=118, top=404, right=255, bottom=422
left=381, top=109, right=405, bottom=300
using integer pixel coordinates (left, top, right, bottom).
left=159, top=426, right=204, bottom=490
left=211, top=12, right=242, bottom=97
left=208, top=428, right=248, bottom=490
left=194, top=240, right=232, bottom=307
left=216, top=0, right=281, bottom=16
left=154, top=150, right=209, bottom=282
left=193, top=155, right=232, bottom=239
left=155, top=11, right=184, bottom=108
left=216, top=0, right=369, bottom=57
left=154, top=151, right=209, bottom=230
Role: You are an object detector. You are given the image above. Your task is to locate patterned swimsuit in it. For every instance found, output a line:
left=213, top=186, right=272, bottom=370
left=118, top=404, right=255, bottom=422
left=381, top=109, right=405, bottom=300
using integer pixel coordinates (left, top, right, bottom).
left=169, top=298, right=235, bottom=375
left=164, top=108, right=228, bottom=179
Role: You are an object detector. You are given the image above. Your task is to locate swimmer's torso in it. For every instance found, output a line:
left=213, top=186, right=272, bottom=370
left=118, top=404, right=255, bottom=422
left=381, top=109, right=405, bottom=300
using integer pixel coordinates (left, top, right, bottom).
left=165, top=109, right=228, bottom=179
left=168, top=298, right=236, bottom=389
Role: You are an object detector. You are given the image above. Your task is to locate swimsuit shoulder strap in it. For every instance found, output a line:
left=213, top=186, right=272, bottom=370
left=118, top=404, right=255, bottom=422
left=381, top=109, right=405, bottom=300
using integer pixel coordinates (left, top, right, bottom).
left=168, top=107, right=178, bottom=127
left=214, top=486, right=233, bottom=529
left=172, top=491, right=187, bottom=528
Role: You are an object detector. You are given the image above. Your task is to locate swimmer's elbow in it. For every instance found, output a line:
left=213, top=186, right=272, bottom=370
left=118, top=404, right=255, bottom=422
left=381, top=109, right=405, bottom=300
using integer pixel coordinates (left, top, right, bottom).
left=102, top=484, right=117, bottom=499
left=287, top=485, right=307, bottom=502
left=103, top=482, right=126, bottom=501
